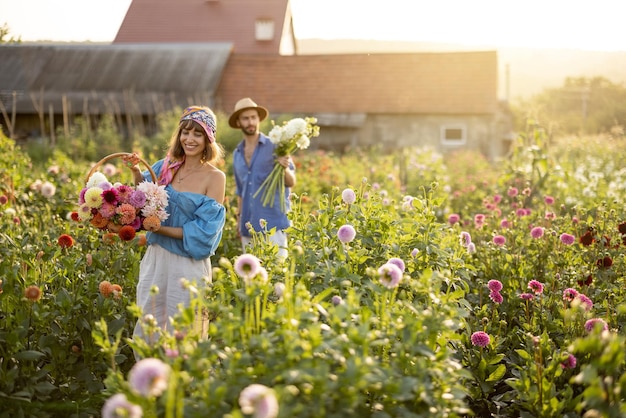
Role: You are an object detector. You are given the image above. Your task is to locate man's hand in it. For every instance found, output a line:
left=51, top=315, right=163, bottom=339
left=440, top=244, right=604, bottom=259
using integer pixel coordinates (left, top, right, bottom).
left=276, top=155, right=292, bottom=169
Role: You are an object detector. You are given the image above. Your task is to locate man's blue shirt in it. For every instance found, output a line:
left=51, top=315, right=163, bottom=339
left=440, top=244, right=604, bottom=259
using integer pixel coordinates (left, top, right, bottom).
left=233, top=133, right=293, bottom=237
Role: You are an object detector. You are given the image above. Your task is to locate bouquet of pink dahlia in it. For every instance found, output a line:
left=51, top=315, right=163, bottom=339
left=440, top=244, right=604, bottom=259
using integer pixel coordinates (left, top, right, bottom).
left=254, top=117, right=320, bottom=212
left=77, top=171, right=169, bottom=236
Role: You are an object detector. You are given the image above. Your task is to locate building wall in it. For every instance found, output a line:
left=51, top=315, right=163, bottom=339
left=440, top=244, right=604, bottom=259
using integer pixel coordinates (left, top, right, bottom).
left=312, top=113, right=512, bottom=159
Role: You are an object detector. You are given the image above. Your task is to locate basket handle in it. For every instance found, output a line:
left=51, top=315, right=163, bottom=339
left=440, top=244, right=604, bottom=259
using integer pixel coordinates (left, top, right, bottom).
left=85, top=152, right=158, bottom=184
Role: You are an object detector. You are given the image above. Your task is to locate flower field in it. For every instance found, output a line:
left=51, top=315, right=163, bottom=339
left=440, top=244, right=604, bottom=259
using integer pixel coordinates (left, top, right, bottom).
left=2, top=124, right=626, bottom=417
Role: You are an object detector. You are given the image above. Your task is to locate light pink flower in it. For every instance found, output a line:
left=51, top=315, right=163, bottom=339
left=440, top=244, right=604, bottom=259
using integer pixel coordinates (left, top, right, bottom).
left=460, top=231, right=472, bottom=247
left=40, top=181, right=56, bottom=198
left=575, top=294, right=593, bottom=311
left=387, top=257, right=405, bottom=272
left=337, top=224, right=356, bottom=243
left=128, top=358, right=171, bottom=397
left=101, top=394, right=142, bottom=418
left=584, top=318, right=608, bottom=333
left=234, top=254, right=262, bottom=281
left=378, top=262, right=403, bottom=289
left=341, top=188, right=356, bottom=204
left=239, top=384, right=279, bottom=418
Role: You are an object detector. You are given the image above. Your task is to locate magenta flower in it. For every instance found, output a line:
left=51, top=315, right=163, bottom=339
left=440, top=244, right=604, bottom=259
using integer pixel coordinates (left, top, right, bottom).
left=234, top=254, right=262, bottom=281
left=493, top=235, right=506, bottom=246
left=337, top=224, right=356, bottom=243
left=493, top=194, right=502, bottom=204
left=378, top=262, right=403, bottom=288
left=560, top=354, right=577, bottom=369
left=500, top=219, right=511, bottom=229
left=101, top=394, right=142, bottom=418
left=528, top=280, right=544, bottom=294
left=519, top=293, right=534, bottom=301
left=470, top=331, right=491, bottom=347
left=488, top=280, right=503, bottom=292
left=562, top=288, right=579, bottom=302
left=489, top=291, right=503, bottom=304
left=341, top=188, right=356, bottom=204
left=507, top=187, right=518, bottom=197
left=101, top=188, right=120, bottom=205
left=448, top=213, right=460, bottom=225
left=387, top=257, right=405, bottom=272
left=584, top=318, right=609, bottom=333
left=530, top=227, right=545, bottom=239
left=559, top=233, right=576, bottom=245
left=128, top=358, right=171, bottom=397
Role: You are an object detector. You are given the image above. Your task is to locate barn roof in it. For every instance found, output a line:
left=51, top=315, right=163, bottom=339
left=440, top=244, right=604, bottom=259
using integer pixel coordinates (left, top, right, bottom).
left=0, top=43, right=233, bottom=114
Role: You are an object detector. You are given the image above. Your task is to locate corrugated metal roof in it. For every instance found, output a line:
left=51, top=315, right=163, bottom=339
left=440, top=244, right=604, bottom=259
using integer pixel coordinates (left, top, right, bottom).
left=0, top=43, right=233, bottom=114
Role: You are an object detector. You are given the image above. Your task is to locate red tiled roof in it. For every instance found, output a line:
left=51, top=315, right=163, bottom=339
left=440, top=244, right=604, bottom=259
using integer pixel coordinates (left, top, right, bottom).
left=114, top=0, right=292, bottom=55
left=216, top=51, right=498, bottom=115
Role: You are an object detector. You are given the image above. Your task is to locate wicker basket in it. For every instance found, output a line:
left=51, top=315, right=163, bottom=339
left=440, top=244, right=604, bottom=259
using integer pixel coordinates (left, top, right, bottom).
left=85, top=152, right=157, bottom=184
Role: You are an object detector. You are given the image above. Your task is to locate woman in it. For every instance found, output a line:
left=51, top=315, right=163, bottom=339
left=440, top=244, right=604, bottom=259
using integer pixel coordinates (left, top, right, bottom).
left=123, top=106, right=226, bottom=345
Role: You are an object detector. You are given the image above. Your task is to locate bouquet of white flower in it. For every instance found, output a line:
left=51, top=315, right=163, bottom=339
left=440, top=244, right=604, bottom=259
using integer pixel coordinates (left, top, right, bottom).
left=254, top=117, right=320, bottom=212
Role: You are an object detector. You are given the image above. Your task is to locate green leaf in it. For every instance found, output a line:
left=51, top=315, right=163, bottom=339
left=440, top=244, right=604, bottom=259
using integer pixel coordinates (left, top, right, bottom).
left=15, top=350, right=46, bottom=361
left=486, top=364, right=507, bottom=382
left=515, top=349, right=532, bottom=361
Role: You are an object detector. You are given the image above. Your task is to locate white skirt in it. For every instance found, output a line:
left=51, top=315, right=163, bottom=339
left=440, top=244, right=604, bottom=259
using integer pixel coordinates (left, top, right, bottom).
left=133, top=244, right=211, bottom=343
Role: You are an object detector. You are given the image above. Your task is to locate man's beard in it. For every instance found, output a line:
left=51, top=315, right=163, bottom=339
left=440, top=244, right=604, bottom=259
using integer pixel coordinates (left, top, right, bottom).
left=243, top=125, right=257, bottom=135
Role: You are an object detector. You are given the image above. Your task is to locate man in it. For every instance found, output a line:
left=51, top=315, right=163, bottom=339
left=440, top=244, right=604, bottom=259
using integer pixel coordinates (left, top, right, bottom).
left=230, top=97, right=295, bottom=259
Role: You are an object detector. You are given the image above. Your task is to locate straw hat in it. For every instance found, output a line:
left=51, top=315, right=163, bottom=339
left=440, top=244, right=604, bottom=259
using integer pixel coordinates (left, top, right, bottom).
left=228, top=98, right=268, bottom=128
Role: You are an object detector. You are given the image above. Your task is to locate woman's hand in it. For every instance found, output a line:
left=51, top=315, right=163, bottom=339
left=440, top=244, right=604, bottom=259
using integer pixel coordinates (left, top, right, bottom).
left=122, top=153, right=141, bottom=169
left=122, top=152, right=144, bottom=184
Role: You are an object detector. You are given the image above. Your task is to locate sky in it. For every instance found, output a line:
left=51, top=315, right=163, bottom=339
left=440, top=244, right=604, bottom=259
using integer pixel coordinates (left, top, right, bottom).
left=1, top=0, right=626, bottom=52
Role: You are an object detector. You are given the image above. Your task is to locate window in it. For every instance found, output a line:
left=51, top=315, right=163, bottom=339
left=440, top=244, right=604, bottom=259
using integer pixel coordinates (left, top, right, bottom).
left=255, top=19, right=275, bottom=41
left=440, top=125, right=467, bottom=145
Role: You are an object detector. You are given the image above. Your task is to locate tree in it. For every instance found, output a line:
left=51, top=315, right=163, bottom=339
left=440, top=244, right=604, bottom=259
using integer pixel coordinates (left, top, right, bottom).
left=0, top=23, right=22, bottom=43
left=513, top=76, right=626, bottom=136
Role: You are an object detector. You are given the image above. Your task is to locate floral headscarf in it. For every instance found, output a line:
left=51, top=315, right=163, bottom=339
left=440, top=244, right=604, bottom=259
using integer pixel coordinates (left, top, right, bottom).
left=180, top=106, right=217, bottom=143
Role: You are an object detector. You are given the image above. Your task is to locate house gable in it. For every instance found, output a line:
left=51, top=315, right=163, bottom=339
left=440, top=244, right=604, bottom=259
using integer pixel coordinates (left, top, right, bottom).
left=114, top=0, right=295, bottom=55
